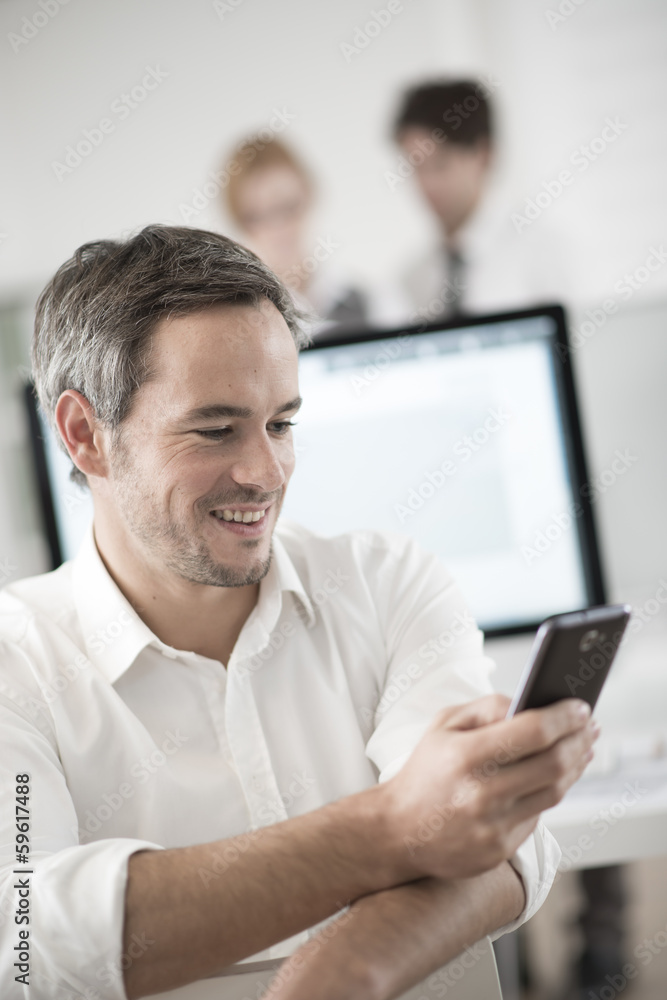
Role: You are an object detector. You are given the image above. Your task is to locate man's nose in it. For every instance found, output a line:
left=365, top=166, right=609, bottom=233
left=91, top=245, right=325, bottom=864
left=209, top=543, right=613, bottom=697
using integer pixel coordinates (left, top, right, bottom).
left=229, top=434, right=287, bottom=493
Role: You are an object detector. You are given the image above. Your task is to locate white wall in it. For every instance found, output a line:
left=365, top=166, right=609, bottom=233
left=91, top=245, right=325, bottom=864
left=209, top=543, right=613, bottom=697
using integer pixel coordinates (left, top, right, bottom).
left=1, top=0, right=666, bottom=595
left=2, top=0, right=665, bottom=303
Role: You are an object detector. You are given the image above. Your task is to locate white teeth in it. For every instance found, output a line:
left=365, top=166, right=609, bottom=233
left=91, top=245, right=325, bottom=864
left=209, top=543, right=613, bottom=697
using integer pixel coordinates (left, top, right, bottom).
left=212, top=509, right=267, bottom=523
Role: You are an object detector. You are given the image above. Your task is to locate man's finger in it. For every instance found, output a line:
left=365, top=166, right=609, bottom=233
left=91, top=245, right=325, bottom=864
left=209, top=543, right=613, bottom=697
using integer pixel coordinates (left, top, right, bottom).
left=436, top=693, right=512, bottom=732
left=464, top=698, right=592, bottom=768
left=487, top=727, right=594, bottom=805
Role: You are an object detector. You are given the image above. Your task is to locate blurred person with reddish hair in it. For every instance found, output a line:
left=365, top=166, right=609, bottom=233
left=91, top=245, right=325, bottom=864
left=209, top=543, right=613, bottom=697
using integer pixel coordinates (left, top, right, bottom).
left=222, top=137, right=370, bottom=333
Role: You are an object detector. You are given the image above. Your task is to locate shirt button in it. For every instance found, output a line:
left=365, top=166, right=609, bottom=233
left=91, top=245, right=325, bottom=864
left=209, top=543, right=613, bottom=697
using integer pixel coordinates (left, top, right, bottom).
left=252, top=774, right=265, bottom=792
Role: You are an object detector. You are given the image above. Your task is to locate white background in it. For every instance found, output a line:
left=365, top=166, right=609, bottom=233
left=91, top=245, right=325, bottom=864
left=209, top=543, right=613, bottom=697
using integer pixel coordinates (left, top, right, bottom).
left=1, top=0, right=666, bottom=304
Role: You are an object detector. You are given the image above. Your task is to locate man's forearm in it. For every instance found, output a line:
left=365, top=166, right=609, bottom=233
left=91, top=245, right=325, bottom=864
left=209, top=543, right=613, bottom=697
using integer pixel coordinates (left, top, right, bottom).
left=122, top=695, right=593, bottom=998
left=123, top=783, right=407, bottom=999
left=264, top=861, right=526, bottom=1000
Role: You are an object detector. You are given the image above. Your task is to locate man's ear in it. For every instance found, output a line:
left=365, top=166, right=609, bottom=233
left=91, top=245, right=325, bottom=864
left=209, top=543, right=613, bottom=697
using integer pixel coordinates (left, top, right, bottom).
left=54, top=389, right=111, bottom=481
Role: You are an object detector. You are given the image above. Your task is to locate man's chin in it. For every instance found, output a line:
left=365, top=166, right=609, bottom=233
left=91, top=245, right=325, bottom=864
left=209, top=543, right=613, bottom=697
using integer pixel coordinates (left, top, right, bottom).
left=205, top=543, right=273, bottom=588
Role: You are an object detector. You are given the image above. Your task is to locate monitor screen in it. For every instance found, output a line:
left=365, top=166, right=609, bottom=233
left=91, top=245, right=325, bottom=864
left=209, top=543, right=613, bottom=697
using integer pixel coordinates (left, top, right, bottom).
left=281, top=305, right=604, bottom=634
left=24, top=305, right=604, bottom=636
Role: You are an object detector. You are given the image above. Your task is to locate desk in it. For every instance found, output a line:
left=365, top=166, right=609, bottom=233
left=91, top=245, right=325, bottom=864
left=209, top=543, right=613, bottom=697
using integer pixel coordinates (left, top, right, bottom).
left=485, top=604, right=667, bottom=868
left=145, top=940, right=503, bottom=999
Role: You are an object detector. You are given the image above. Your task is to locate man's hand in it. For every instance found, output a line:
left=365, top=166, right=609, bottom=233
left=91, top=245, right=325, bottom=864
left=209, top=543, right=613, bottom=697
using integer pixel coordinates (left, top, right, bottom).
left=383, top=693, right=598, bottom=881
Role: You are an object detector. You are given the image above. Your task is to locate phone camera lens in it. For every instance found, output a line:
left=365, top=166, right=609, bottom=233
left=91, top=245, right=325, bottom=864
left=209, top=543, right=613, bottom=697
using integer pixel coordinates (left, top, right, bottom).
left=579, top=629, right=600, bottom=652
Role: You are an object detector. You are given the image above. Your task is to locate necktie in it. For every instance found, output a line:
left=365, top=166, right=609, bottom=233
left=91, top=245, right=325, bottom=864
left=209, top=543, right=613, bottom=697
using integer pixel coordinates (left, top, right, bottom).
left=442, top=245, right=466, bottom=319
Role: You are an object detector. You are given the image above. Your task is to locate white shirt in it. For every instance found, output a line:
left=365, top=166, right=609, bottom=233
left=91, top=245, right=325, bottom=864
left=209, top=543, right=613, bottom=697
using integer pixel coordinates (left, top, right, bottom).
left=402, top=182, right=575, bottom=320
left=0, top=517, right=560, bottom=1000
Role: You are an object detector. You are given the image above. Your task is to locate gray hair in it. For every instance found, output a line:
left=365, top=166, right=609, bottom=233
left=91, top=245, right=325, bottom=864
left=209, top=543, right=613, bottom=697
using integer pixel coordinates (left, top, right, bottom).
left=31, top=223, right=311, bottom=488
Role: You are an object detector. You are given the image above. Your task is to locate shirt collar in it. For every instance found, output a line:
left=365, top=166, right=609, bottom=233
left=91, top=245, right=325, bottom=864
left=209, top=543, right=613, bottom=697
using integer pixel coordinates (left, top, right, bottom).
left=446, top=175, right=510, bottom=262
left=70, top=519, right=315, bottom=685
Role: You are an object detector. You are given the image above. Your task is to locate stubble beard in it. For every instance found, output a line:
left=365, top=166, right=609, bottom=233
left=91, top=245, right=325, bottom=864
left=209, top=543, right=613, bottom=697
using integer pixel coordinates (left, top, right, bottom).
left=108, top=428, right=276, bottom=588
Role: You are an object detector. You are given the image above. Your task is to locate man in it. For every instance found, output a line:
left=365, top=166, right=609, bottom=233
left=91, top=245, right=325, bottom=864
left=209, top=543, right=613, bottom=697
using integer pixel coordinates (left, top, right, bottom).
left=393, top=79, right=572, bottom=322
left=0, top=225, right=596, bottom=1000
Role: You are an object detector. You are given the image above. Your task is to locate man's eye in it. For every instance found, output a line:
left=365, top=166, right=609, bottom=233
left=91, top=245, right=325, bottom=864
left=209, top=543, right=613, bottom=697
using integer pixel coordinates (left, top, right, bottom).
left=197, top=428, right=230, bottom=440
left=270, top=420, right=296, bottom=435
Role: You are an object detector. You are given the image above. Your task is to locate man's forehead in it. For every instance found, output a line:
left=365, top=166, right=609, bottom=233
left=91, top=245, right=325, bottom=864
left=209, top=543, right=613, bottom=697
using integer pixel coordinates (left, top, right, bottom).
left=153, top=299, right=291, bottom=344
left=149, top=302, right=296, bottom=371
left=143, top=301, right=299, bottom=417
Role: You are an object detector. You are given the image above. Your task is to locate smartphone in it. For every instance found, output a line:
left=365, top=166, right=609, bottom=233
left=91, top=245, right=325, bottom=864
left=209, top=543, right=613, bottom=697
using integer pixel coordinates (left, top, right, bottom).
left=506, top=604, right=632, bottom=717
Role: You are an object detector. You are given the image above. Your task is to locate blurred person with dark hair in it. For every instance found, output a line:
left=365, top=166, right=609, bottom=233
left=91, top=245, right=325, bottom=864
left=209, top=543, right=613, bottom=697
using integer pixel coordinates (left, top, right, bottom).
left=392, top=79, right=571, bottom=322
left=392, top=78, right=627, bottom=1000
left=222, top=136, right=372, bottom=334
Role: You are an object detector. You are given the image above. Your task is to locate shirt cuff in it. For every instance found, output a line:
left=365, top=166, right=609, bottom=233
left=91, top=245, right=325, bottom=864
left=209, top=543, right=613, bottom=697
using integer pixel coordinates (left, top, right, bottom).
left=487, top=818, right=562, bottom=941
left=26, top=838, right=165, bottom=1000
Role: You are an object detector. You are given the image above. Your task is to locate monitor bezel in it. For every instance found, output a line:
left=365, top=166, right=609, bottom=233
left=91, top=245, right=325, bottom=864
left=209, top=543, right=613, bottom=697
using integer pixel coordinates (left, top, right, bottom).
left=299, top=303, right=607, bottom=638
left=24, top=380, right=64, bottom=571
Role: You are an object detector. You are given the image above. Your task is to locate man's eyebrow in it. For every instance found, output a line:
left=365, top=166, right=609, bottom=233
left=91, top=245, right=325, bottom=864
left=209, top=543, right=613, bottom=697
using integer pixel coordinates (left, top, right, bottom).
left=181, top=397, right=302, bottom=423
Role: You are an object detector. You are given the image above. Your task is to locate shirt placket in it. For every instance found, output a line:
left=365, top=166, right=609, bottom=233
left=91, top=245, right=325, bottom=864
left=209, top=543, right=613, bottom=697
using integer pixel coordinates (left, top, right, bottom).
left=225, top=615, right=288, bottom=830
left=225, top=599, right=314, bottom=958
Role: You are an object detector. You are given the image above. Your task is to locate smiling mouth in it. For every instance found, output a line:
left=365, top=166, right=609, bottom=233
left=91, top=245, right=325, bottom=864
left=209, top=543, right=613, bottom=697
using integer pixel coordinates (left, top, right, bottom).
left=210, top=508, right=267, bottom=524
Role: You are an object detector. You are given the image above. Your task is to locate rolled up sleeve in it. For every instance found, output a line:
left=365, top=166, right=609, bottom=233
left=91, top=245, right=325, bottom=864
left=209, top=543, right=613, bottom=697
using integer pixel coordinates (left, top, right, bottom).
left=362, top=535, right=559, bottom=934
left=0, top=648, right=163, bottom=1000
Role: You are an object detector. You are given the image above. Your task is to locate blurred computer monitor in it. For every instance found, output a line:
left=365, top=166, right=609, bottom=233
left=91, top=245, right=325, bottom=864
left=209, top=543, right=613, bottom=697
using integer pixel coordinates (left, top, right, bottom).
left=282, top=304, right=604, bottom=635
left=24, top=304, right=605, bottom=637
